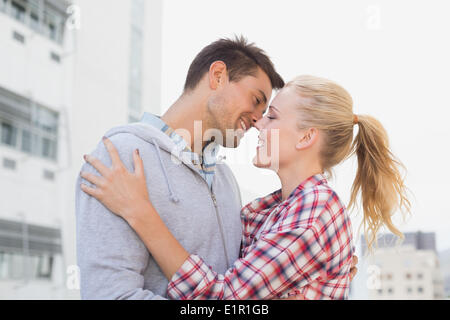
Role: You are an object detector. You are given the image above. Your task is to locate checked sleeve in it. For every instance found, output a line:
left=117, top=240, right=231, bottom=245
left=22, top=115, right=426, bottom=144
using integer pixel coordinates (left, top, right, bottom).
left=166, top=225, right=328, bottom=300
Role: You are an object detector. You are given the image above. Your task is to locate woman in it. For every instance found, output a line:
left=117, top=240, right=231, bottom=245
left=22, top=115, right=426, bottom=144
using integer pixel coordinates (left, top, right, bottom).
left=80, top=75, right=410, bottom=300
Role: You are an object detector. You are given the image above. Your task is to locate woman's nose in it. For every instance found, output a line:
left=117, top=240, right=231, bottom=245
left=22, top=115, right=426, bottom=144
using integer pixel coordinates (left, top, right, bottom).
left=254, top=118, right=264, bottom=131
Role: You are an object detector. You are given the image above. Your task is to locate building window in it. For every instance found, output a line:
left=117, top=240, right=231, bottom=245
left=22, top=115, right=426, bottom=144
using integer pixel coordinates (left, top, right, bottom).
left=0, top=0, right=68, bottom=45
left=42, top=137, right=51, bottom=158
left=50, top=51, right=61, bottom=63
left=29, top=5, right=40, bottom=32
left=0, top=86, right=59, bottom=161
left=12, top=30, right=25, bottom=43
left=2, top=157, right=16, bottom=170
left=11, top=0, right=26, bottom=22
left=417, top=273, right=423, bottom=280
left=406, top=273, right=412, bottom=280
left=1, top=121, right=17, bottom=146
left=43, top=6, right=63, bottom=43
left=407, top=287, right=412, bottom=294
left=418, top=287, right=424, bottom=294
left=0, top=218, right=62, bottom=281
left=43, top=169, right=55, bottom=181
left=0, top=0, right=7, bottom=12
left=387, top=288, right=394, bottom=294
left=0, top=251, right=54, bottom=280
left=36, top=254, right=53, bottom=278
left=21, top=129, right=31, bottom=153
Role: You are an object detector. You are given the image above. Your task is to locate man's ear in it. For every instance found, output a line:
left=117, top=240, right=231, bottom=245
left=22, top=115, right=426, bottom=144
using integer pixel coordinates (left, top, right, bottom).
left=209, top=61, right=227, bottom=90
left=295, top=128, right=319, bottom=150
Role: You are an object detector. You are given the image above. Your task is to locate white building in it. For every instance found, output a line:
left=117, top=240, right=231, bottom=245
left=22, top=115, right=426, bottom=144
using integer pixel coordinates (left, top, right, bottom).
left=353, top=232, right=446, bottom=300
left=438, top=249, right=450, bottom=299
left=366, top=246, right=445, bottom=300
left=0, top=0, right=162, bottom=299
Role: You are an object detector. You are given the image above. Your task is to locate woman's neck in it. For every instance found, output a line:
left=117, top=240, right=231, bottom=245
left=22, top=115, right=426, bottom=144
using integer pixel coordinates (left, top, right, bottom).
left=277, top=161, right=323, bottom=201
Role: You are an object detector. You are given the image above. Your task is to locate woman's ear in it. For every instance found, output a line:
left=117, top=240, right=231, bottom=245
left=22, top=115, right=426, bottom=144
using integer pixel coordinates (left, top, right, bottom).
left=296, top=128, right=319, bottom=150
left=209, top=61, right=227, bottom=90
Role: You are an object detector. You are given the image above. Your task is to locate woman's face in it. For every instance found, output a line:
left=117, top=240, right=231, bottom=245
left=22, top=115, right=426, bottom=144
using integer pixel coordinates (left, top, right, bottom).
left=253, top=87, right=308, bottom=171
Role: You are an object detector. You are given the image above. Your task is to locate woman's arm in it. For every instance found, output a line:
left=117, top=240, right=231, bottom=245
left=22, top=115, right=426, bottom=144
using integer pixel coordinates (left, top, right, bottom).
left=168, top=226, right=330, bottom=300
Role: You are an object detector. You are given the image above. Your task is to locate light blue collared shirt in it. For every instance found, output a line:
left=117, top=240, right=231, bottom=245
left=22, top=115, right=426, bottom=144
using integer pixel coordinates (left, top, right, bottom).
left=140, top=113, right=219, bottom=189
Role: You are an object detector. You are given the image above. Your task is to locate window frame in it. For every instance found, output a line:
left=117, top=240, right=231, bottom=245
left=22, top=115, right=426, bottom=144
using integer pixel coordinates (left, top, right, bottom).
left=0, top=87, right=59, bottom=162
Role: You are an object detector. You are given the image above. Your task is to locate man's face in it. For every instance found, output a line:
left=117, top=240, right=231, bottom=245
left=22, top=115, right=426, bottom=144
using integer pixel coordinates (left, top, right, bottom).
left=206, top=67, right=273, bottom=148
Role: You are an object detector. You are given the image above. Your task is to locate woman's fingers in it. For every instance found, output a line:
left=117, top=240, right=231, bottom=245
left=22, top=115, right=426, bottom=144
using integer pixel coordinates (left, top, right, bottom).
left=133, top=149, right=144, bottom=177
left=102, top=136, right=123, bottom=169
left=80, top=171, right=105, bottom=188
left=352, top=255, right=358, bottom=267
left=349, top=255, right=359, bottom=281
left=80, top=183, right=101, bottom=200
left=274, top=293, right=305, bottom=300
left=350, top=266, right=358, bottom=282
left=84, top=154, right=110, bottom=177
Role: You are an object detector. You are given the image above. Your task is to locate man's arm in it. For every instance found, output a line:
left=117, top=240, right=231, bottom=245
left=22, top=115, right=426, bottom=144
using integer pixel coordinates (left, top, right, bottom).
left=75, top=134, right=166, bottom=300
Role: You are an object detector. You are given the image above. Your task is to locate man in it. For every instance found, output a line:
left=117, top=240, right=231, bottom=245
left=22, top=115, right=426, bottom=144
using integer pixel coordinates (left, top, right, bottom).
left=75, top=36, right=357, bottom=299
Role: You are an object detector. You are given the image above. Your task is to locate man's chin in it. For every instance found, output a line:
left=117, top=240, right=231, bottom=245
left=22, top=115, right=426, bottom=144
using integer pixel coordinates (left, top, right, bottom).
left=252, top=155, right=271, bottom=169
left=220, top=136, right=242, bottom=149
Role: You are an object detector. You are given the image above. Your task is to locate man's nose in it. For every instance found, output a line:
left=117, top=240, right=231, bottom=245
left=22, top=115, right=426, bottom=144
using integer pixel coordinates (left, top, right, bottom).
left=251, top=112, right=263, bottom=128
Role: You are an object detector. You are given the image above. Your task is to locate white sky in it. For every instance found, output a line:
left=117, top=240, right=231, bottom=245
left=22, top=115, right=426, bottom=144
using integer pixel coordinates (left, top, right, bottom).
left=160, top=0, right=450, bottom=252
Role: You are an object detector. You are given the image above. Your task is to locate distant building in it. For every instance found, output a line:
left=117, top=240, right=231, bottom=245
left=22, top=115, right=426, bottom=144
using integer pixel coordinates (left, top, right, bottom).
left=362, top=231, right=438, bottom=254
left=361, top=232, right=445, bottom=300
left=438, top=249, right=450, bottom=298
left=0, top=0, right=162, bottom=299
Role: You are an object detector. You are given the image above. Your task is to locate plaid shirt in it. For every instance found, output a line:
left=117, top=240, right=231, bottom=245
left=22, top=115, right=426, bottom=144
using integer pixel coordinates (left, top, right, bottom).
left=167, top=174, right=354, bottom=300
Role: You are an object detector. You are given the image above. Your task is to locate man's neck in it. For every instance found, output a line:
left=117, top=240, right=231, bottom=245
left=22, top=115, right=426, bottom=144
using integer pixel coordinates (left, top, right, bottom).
left=161, top=93, right=212, bottom=154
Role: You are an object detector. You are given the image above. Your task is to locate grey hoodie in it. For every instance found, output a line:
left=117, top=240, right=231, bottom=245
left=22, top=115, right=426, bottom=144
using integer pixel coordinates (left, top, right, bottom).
left=75, top=122, right=243, bottom=300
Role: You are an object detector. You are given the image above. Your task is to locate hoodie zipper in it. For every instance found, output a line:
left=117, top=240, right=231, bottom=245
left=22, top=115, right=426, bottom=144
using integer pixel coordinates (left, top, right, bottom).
left=151, top=139, right=232, bottom=269
left=210, top=191, right=231, bottom=268
left=179, top=156, right=232, bottom=268
left=184, top=153, right=232, bottom=268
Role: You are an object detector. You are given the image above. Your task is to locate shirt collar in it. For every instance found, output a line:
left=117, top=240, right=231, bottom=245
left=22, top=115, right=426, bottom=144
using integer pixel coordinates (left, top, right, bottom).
left=282, top=173, right=328, bottom=203
left=257, top=173, right=328, bottom=209
left=294, top=173, right=328, bottom=194
left=140, top=112, right=219, bottom=165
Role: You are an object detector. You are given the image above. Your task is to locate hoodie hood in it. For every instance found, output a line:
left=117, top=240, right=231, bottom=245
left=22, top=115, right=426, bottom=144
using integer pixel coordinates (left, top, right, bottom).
left=103, top=122, right=182, bottom=160
left=103, top=122, right=197, bottom=203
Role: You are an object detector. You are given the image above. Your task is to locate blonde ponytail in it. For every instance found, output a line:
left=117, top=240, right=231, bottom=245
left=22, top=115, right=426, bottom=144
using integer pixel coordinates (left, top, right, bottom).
left=348, top=115, right=411, bottom=251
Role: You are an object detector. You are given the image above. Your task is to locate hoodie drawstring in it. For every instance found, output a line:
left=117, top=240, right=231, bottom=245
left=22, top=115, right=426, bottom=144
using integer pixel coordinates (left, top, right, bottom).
left=151, top=138, right=180, bottom=204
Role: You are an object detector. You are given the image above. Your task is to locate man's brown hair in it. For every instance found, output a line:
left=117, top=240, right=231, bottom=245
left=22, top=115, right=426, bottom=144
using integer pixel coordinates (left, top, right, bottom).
left=184, top=35, right=285, bottom=92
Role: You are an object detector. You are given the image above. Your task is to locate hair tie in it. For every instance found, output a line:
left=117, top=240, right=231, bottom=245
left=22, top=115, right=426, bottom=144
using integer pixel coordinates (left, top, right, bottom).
left=353, top=114, right=359, bottom=125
